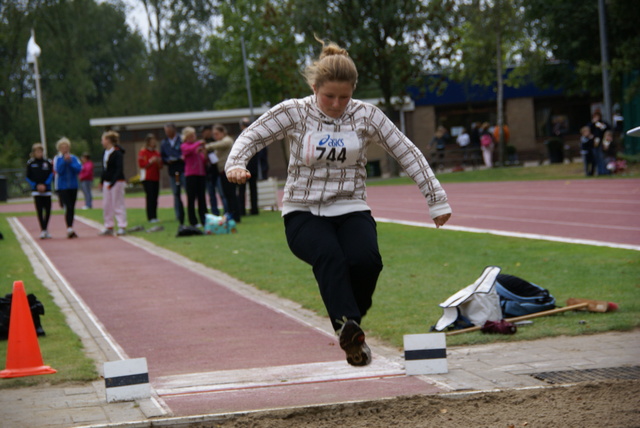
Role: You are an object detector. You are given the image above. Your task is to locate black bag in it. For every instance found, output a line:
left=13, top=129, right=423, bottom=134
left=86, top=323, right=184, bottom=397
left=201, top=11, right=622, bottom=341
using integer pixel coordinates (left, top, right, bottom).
left=176, top=225, right=204, bottom=237
left=495, top=273, right=556, bottom=318
left=0, top=293, right=46, bottom=340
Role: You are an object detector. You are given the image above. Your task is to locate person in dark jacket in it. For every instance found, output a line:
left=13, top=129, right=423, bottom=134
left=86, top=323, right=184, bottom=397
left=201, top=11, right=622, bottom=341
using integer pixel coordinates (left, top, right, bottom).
left=99, top=130, right=127, bottom=236
left=160, top=122, right=185, bottom=225
left=25, top=143, right=53, bottom=239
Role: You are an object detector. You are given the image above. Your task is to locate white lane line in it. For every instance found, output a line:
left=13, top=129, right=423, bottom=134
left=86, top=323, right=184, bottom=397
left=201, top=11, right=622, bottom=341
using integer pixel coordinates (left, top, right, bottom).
left=155, top=359, right=405, bottom=397
left=374, top=208, right=640, bottom=232
left=10, top=216, right=170, bottom=417
left=9, top=217, right=128, bottom=360
left=375, top=217, right=640, bottom=251
left=446, top=193, right=640, bottom=204
left=444, top=201, right=640, bottom=217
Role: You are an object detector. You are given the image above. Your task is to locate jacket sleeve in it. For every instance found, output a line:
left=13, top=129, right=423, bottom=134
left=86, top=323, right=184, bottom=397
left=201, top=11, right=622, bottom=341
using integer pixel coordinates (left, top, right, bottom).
left=138, top=150, right=149, bottom=168
left=70, top=156, right=82, bottom=174
left=25, top=161, right=36, bottom=189
left=369, top=106, right=451, bottom=219
left=225, top=100, right=295, bottom=173
left=108, top=151, right=124, bottom=186
left=181, top=141, right=200, bottom=157
left=160, top=142, right=170, bottom=164
left=45, top=168, right=53, bottom=187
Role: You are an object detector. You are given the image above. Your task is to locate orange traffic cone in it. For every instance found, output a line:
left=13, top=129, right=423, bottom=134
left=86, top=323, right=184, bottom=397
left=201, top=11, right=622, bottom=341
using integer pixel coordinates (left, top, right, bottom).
left=0, top=281, right=56, bottom=378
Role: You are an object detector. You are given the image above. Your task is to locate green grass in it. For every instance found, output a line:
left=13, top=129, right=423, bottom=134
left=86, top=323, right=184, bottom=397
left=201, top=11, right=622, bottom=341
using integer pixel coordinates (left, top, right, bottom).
left=79, top=207, right=640, bottom=349
left=0, top=215, right=98, bottom=389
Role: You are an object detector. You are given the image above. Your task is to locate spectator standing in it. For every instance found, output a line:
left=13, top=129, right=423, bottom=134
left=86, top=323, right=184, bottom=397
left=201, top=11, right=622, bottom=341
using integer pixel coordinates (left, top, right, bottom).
left=25, top=143, right=53, bottom=239
left=138, top=133, right=163, bottom=223
left=206, top=124, right=240, bottom=222
left=181, top=126, right=208, bottom=227
left=160, top=122, right=185, bottom=225
left=456, top=127, right=470, bottom=166
left=429, top=126, right=449, bottom=170
left=54, top=137, right=82, bottom=238
left=480, top=122, right=495, bottom=168
left=588, top=112, right=611, bottom=176
left=100, top=130, right=127, bottom=236
left=238, top=118, right=260, bottom=216
left=469, top=122, right=482, bottom=168
left=201, top=125, right=228, bottom=216
left=602, top=130, right=617, bottom=174
left=225, top=39, right=451, bottom=366
left=79, top=153, right=94, bottom=210
left=579, top=126, right=595, bottom=176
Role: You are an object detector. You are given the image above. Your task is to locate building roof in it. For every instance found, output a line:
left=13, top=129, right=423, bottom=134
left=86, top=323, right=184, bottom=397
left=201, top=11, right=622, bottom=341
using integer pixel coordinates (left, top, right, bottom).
left=88, top=98, right=414, bottom=131
left=89, top=106, right=271, bottom=131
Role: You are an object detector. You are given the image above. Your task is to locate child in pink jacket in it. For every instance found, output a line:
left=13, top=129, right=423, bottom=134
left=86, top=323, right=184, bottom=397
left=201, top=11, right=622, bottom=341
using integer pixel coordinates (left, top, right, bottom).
left=180, top=127, right=208, bottom=227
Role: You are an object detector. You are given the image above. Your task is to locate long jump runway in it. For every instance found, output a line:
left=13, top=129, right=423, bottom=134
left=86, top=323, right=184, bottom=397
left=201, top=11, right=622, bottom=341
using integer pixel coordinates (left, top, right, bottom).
left=14, top=215, right=441, bottom=417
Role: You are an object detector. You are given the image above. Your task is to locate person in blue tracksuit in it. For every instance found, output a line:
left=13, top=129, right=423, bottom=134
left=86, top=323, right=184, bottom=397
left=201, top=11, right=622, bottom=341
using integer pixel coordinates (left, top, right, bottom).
left=54, top=137, right=82, bottom=238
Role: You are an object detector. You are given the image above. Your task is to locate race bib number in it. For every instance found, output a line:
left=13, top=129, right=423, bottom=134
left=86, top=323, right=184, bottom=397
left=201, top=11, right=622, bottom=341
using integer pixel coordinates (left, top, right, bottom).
left=303, top=131, right=360, bottom=166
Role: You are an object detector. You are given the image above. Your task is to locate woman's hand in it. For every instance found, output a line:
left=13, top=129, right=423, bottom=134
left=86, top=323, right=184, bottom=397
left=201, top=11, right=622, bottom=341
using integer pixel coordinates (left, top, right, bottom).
left=36, top=184, right=46, bottom=193
left=226, top=168, right=251, bottom=184
left=433, top=213, right=451, bottom=228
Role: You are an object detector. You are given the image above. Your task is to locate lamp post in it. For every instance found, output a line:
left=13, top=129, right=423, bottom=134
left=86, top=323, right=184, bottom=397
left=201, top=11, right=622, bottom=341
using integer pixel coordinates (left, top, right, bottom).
left=27, top=29, right=47, bottom=158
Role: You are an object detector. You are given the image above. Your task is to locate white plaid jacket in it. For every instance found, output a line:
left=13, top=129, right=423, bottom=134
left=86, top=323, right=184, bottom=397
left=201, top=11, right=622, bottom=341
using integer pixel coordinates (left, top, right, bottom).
left=226, top=95, right=450, bottom=218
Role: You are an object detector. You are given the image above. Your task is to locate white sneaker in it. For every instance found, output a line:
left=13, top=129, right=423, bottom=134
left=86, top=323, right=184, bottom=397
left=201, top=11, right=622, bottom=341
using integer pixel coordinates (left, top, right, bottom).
left=40, top=230, right=51, bottom=239
left=81, top=206, right=90, bottom=210
left=67, top=228, right=78, bottom=239
left=99, top=228, right=114, bottom=236
left=149, top=218, right=159, bottom=223
left=116, top=228, right=126, bottom=236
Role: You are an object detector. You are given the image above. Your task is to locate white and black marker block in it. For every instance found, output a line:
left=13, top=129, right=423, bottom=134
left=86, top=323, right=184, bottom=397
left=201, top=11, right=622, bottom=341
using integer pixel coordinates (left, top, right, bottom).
left=104, top=358, right=150, bottom=403
left=403, top=333, right=448, bottom=375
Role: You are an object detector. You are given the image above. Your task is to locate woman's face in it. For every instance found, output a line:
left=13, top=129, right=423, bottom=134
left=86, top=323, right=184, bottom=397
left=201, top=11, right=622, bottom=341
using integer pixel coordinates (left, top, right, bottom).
left=148, top=137, right=157, bottom=149
left=101, top=137, right=111, bottom=149
left=34, top=148, right=43, bottom=159
left=313, top=81, right=353, bottom=119
left=213, top=129, right=224, bottom=141
left=58, top=143, right=70, bottom=154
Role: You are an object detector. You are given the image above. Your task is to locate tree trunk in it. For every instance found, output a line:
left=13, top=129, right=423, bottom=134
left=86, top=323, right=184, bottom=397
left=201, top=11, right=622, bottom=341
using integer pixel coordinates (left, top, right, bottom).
left=495, top=6, right=505, bottom=167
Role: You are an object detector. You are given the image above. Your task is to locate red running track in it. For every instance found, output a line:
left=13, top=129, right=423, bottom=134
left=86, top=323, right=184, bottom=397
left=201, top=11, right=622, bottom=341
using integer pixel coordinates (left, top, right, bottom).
left=2, top=179, right=639, bottom=247
left=366, top=179, right=640, bottom=249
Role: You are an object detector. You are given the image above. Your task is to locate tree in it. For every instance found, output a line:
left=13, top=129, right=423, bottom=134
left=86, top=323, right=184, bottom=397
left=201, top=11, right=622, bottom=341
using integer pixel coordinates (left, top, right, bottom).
left=205, top=0, right=309, bottom=110
left=447, top=0, right=539, bottom=166
left=523, top=0, right=640, bottom=105
left=290, top=0, right=460, bottom=112
left=137, top=0, right=223, bottom=113
left=0, top=0, right=149, bottom=166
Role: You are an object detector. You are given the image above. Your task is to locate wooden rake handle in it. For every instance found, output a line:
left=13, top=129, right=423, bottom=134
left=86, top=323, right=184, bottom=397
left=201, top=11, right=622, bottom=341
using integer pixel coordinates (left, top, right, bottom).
left=445, top=302, right=590, bottom=336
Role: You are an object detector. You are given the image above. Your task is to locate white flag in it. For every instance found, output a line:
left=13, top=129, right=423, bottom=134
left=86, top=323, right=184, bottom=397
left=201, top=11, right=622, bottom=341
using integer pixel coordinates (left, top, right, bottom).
left=26, top=34, right=41, bottom=64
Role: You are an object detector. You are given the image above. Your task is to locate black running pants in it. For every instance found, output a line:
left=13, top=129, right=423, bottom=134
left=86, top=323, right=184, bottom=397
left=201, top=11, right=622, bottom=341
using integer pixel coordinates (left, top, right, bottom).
left=57, top=188, right=77, bottom=228
left=284, top=210, right=383, bottom=331
left=33, top=195, right=52, bottom=231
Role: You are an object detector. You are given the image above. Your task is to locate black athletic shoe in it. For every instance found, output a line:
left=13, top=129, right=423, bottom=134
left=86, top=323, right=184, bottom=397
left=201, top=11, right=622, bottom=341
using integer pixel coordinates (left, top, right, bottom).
left=338, top=319, right=371, bottom=366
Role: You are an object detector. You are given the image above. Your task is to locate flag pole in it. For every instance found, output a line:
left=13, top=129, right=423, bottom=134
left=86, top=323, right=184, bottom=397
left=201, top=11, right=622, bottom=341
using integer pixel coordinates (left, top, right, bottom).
left=240, top=36, right=254, bottom=121
left=30, top=29, right=47, bottom=158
